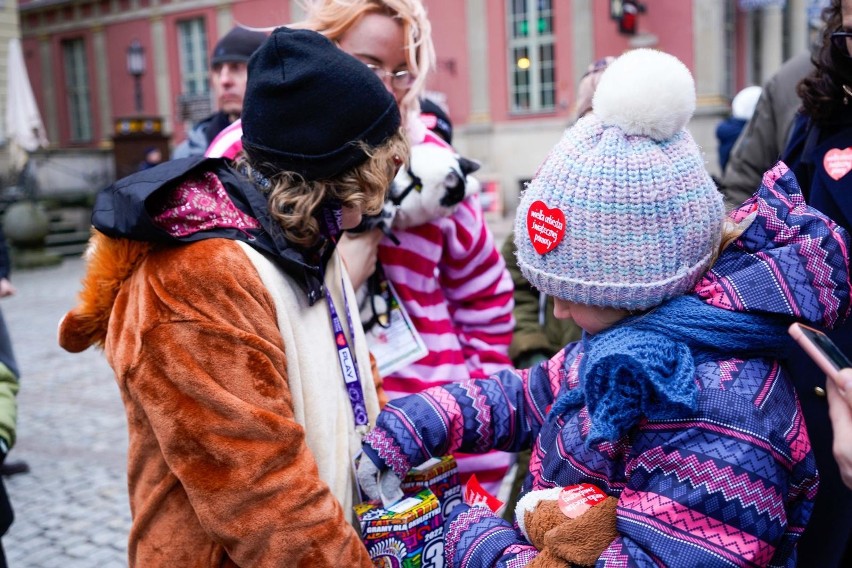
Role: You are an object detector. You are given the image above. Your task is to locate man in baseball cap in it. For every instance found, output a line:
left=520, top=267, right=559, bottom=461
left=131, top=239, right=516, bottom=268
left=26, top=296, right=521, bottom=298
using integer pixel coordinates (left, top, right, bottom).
left=173, top=26, right=267, bottom=158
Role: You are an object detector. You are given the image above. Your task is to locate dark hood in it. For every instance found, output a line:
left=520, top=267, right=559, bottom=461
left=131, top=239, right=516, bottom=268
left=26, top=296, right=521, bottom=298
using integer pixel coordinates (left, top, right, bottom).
left=694, top=161, right=852, bottom=330
left=92, top=156, right=332, bottom=304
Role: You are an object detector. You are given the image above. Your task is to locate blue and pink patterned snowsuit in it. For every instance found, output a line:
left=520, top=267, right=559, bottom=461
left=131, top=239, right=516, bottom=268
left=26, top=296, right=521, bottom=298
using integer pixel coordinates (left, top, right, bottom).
left=363, top=164, right=852, bottom=567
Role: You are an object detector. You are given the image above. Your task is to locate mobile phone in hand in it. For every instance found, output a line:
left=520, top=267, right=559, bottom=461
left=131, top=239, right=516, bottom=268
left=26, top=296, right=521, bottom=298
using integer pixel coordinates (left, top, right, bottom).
left=788, top=322, right=852, bottom=381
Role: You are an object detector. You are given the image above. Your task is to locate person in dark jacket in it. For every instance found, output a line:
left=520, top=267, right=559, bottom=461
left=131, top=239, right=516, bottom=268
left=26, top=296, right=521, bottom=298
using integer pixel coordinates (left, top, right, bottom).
left=0, top=223, right=24, bottom=568
left=137, top=146, right=163, bottom=171
left=715, top=85, right=761, bottom=173
left=719, top=52, right=814, bottom=207
left=172, top=26, right=266, bottom=159
left=779, top=1, right=852, bottom=565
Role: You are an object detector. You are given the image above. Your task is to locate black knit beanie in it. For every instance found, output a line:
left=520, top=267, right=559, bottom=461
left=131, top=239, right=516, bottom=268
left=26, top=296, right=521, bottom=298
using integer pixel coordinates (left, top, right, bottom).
left=241, top=27, right=401, bottom=181
left=210, top=27, right=267, bottom=67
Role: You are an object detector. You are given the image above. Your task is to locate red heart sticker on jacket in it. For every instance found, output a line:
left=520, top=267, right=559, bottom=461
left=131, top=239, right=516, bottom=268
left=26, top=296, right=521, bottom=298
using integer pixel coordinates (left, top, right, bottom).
left=557, top=483, right=608, bottom=519
left=527, top=200, right=566, bottom=255
left=824, top=147, right=852, bottom=181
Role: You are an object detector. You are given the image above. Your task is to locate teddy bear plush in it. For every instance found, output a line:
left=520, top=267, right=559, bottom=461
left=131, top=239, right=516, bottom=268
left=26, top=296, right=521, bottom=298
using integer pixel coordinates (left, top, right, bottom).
left=515, top=485, right=619, bottom=567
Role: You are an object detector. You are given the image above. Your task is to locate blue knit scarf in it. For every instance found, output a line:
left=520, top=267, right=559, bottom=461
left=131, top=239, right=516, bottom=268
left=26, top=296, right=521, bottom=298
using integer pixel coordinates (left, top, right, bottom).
left=550, top=295, right=793, bottom=445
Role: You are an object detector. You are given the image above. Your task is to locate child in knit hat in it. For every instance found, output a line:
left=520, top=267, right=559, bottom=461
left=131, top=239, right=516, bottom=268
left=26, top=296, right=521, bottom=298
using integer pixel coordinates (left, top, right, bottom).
left=58, top=28, right=408, bottom=566
left=356, top=48, right=852, bottom=566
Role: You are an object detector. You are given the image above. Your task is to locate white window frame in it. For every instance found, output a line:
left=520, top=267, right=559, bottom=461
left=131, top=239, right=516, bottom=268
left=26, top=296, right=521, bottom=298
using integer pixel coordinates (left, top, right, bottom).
left=62, top=37, right=93, bottom=142
left=723, top=0, right=737, bottom=98
left=177, top=18, right=209, bottom=97
left=507, top=0, right=556, bottom=114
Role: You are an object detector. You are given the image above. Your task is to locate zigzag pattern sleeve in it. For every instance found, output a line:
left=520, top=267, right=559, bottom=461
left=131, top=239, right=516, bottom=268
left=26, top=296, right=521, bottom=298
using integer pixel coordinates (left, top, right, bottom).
left=444, top=504, right=539, bottom=568
left=438, top=197, right=515, bottom=376
left=363, top=348, right=571, bottom=479
left=599, top=385, right=818, bottom=567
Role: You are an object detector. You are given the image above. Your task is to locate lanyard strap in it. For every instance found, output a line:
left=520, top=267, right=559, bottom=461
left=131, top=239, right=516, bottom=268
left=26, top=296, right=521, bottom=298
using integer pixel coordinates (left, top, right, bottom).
left=325, top=282, right=369, bottom=434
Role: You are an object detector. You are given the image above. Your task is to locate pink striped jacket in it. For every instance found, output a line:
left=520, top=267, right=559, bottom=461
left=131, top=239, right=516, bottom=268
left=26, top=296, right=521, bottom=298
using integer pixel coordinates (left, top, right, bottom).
left=379, top=192, right=516, bottom=492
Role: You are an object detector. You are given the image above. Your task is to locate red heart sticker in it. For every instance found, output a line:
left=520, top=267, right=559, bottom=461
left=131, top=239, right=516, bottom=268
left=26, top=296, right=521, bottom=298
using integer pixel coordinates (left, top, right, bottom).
left=527, top=200, right=566, bottom=255
left=557, top=483, right=608, bottom=519
left=421, top=113, right=438, bottom=130
left=824, top=147, right=852, bottom=181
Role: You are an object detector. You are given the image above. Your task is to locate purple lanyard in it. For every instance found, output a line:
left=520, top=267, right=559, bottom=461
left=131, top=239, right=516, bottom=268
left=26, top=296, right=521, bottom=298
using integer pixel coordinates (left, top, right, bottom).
left=324, top=282, right=369, bottom=434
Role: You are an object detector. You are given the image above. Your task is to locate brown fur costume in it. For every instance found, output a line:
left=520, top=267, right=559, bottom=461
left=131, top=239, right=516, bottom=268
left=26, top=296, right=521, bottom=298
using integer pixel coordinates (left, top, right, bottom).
left=59, top=232, right=376, bottom=567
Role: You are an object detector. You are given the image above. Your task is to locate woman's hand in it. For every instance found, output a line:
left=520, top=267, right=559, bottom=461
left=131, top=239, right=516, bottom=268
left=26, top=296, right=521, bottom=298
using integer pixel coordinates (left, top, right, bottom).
left=828, top=369, right=852, bottom=489
left=0, top=278, right=16, bottom=298
left=338, top=229, right=384, bottom=290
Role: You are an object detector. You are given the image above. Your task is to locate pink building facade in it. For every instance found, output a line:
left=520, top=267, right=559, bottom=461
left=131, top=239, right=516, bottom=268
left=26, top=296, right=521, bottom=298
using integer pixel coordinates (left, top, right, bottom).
left=17, top=0, right=815, bottom=205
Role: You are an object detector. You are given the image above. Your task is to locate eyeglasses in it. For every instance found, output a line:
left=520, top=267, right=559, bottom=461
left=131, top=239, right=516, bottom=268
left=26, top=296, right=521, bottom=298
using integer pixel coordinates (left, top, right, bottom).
left=365, top=63, right=415, bottom=90
left=830, top=30, right=852, bottom=58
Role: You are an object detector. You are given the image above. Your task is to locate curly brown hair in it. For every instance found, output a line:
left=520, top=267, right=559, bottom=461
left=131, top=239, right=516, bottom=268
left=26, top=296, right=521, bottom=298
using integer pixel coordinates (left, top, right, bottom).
left=238, top=128, right=408, bottom=248
left=799, top=0, right=852, bottom=126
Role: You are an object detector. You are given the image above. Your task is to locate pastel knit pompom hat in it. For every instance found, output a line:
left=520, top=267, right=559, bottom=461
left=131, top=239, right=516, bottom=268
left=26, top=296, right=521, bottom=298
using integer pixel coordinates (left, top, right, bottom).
left=514, top=49, right=725, bottom=311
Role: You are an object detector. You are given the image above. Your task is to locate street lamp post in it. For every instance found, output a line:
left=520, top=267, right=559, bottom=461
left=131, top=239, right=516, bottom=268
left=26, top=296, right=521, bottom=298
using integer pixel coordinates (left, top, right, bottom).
left=126, top=40, right=145, bottom=113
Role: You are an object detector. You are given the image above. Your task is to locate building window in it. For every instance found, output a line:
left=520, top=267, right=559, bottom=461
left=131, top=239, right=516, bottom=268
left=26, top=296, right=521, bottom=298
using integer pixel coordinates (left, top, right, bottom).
left=507, top=0, right=555, bottom=113
left=723, top=0, right=736, bottom=97
left=62, top=38, right=93, bottom=142
left=750, top=12, right=763, bottom=86
left=177, top=18, right=209, bottom=96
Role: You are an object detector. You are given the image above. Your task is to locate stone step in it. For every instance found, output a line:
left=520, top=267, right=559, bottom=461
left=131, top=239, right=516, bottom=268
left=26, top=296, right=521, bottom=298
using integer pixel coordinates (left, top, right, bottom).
left=45, top=230, right=91, bottom=246
left=45, top=241, right=88, bottom=258
left=48, top=219, right=85, bottom=234
left=2, top=201, right=92, bottom=264
left=44, top=206, right=92, bottom=257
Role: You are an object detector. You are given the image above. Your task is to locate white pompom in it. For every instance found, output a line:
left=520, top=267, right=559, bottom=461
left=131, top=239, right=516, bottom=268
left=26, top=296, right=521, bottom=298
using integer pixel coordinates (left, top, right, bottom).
left=592, top=49, right=695, bottom=141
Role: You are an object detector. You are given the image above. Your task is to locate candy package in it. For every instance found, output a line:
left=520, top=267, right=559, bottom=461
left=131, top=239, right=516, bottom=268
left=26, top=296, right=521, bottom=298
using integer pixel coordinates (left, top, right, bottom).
left=401, top=455, right=462, bottom=518
left=355, top=488, right=445, bottom=568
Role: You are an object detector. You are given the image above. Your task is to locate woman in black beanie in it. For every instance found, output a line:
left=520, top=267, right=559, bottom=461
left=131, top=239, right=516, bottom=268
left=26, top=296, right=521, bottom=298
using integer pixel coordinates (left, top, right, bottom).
left=206, top=0, right=517, bottom=498
left=58, top=27, right=407, bottom=567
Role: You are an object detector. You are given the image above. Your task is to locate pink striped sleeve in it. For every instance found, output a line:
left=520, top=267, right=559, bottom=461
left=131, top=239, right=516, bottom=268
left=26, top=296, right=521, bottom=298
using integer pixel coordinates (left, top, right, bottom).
left=439, top=196, right=514, bottom=375
left=205, top=119, right=244, bottom=159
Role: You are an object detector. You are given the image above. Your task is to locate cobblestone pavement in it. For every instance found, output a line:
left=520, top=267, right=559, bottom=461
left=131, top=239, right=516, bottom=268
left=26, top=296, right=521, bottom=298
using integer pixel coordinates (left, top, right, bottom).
left=0, top=214, right=514, bottom=568
left=3, top=257, right=130, bottom=568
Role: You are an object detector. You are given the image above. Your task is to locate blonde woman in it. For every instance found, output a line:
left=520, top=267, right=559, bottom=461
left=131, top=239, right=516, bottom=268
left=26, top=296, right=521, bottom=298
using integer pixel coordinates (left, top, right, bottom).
left=58, top=28, right=407, bottom=567
left=208, top=0, right=517, bottom=496
left=205, top=0, right=434, bottom=159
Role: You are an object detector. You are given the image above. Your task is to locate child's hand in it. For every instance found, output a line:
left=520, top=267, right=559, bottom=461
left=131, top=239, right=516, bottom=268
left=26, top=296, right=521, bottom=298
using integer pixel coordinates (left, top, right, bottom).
left=828, top=369, right=852, bottom=489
